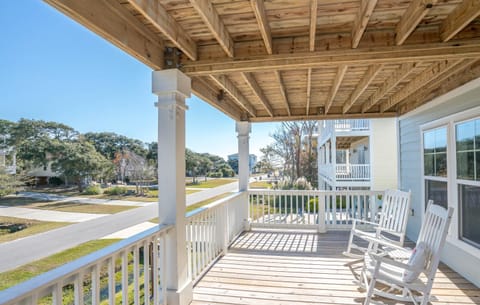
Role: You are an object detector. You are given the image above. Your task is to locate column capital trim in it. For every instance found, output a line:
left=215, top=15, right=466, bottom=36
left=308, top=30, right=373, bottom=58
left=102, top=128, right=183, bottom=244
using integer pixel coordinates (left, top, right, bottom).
left=152, top=69, right=191, bottom=98
left=235, top=121, right=251, bottom=136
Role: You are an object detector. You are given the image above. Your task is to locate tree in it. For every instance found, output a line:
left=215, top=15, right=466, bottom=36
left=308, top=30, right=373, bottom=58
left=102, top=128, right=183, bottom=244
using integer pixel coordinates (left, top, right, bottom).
left=51, top=140, right=113, bottom=191
left=84, top=132, right=148, bottom=160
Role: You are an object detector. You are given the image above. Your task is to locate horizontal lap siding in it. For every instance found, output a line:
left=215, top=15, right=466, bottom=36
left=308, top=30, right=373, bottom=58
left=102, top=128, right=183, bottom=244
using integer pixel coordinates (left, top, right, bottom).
left=399, top=79, right=480, bottom=287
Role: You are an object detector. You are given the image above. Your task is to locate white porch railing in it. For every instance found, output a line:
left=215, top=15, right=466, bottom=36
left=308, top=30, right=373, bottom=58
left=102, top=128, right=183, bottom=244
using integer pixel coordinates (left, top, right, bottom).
left=334, top=119, right=370, bottom=131
left=336, top=164, right=370, bottom=180
left=0, top=224, right=174, bottom=305
left=248, top=190, right=382, bottom=230
left=186, top=192, right=245, bottom=284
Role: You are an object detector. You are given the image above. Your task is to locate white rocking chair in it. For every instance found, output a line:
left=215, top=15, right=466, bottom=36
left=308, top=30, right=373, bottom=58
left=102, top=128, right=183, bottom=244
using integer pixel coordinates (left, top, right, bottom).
left=343, top=189, right=411, bottom=258
left=362, top=200, right=454, bottom=305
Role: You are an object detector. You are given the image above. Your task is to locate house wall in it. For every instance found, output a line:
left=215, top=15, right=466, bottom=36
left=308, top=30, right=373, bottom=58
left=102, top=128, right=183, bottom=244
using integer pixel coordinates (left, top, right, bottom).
left=370, top=118, right=398, bottom=191
left=348, top=138, right=369, bottom=164
left=398, top=78, right=480, bottom=287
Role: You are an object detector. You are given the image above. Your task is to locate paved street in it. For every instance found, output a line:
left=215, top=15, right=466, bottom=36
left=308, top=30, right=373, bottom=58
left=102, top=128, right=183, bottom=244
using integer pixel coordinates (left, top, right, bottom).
left=0, top=181, right=239, bottom=273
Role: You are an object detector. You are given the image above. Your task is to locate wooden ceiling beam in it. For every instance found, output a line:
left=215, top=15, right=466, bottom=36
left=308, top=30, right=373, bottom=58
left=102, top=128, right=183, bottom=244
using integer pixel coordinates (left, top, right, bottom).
left=182, top=42, right=480, bottom=75
left=351, top=0, right=378, bottom=48
left=379, top=59, right=463, bottom=112
left=361, top=62, right=416, bottom=113
left=250, top=111, right=397, bottom=123
left=399, top=59, right=480, bottom=114
left=210, top=75, right=256, bottom=117
left=192, top=77, right=242, bottom=121
left=309, top=0, right=318, bottom=52
left=343, top=64, right=383, bottom=114
left=325, top=65, right=347, bottom=114
left=45, top=0, right=164, bottom=69
left=189, top=0, right=234, bottom=57
left=274, top=71, right=292, bottom=116
left=306, top=68, right=312, bottom=115
left=241, top=72, right=274, bottom=117
left=395, top=0, right=437, bottom=45
left=250, top=0, right=272, bottom=55
left=126, top=0, right=197, bottom=61
left=440, top=0, right=480, bottom=42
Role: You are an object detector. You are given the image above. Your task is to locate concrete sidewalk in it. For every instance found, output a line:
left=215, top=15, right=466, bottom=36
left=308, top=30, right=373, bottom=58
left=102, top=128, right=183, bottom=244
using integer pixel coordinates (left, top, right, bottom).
left=19, top=192, right=152, bottom=207
left=0, top=206, right=107, bottom=222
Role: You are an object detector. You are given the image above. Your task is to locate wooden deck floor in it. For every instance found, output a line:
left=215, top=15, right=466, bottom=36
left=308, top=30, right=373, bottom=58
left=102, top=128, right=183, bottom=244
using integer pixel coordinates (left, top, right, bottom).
left=192, top=230, right=480, bottom=305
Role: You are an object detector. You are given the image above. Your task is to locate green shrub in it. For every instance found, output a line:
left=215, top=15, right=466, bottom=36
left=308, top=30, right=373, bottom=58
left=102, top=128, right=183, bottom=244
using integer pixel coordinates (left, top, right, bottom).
left=104, top=186, right=128, bottom=195
left=83, top=185, right=103, bottom=195
left=207, top=171, right=222, bottom=178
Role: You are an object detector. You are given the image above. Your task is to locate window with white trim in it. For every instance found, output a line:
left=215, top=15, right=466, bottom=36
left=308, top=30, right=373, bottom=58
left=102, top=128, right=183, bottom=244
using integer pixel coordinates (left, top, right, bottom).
left=423, top=127, right=448, bottom=209
left=455, top=119, right=480, bottom=249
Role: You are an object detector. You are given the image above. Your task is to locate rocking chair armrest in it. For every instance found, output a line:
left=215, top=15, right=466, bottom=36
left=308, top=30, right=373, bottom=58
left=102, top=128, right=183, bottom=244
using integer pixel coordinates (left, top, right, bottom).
left=362, top=234, right=408, bottom=253
left=352, top=218, right=379, bottom=227
left=368, top=252, right=417, bottom=271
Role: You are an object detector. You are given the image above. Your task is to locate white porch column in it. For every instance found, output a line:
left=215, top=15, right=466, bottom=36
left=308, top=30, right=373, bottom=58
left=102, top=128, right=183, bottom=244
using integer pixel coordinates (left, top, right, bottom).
left=153, top=69, right=192, bottom=305
left=236, top=121, right=251, bottom=229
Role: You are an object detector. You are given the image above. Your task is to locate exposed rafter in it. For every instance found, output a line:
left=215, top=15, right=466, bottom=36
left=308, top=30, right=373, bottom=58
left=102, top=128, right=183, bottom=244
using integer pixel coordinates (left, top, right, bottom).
left=241, top=72, right=274, bottom=117
left=192, top=77, right=242, bottom=120
left=45, top=0, right=165, bottom=69
left=250, top=0, right=272, bottom=55
left=306, top=68, right=312, bottom=115
left=395, top=0, right=437, bottom=45
left=250, top=111, right=397, bottom=123
left=399, top=60, right=480, bottom=114
left=343, top=64, right=383, bottom=114
left=182, top=42, right=480, bottom=75
left=189, top=0, right=234, bottom=57
left=126, top=0, right=197, bottom=61
left=361, top=63, right=415, bottom=113
left=309, top=0, right=318, bottom=52
left=210, top=75, right=256, bottom=117
left=440, top=0, right=480, bottom=42
left=325, top=65, right=347, bottom=114
left=274, top=71, right=291, bottom=116
left=351, top=0, right=378, bottom=48
left=379, top=59, right=463, bottom=112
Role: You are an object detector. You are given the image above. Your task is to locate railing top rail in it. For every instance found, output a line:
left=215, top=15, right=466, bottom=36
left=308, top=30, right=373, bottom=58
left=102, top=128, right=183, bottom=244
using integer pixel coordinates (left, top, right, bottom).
left=248, top=189, right=382, bottom=195
left=186, top=191, right=244, bottom=219
left=0, top=224, right=173, bottom=304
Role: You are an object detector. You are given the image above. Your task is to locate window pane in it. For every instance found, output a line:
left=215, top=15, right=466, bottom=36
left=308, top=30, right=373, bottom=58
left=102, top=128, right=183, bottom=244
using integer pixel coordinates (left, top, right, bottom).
left=476, top=151, right=480, bottom=181
left=424, top=131, right=435, bottom=154
left=435, top=127, right=447, bottom=153
left=459, top=184, right=480, bottom=249
left=475, top=120, right=480, bottom=150
left=424, top=154, right=434, bottom=176
left=456, top=120, right=475, bottom=151
left=425, top=180, right=448, bottom=209
left=435, top=152, right=447, bottom=177
left=457, top=151, right=474, bottom=180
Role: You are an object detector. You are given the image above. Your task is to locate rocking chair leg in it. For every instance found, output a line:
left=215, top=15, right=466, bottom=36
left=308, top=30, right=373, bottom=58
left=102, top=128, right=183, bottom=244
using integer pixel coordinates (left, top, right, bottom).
left=346, top=229, right=354, bottom=255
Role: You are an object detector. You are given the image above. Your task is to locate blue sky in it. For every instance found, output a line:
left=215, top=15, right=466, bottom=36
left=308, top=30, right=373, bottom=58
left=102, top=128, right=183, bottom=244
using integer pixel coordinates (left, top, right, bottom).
left=0, top=1, right=278, bottom=159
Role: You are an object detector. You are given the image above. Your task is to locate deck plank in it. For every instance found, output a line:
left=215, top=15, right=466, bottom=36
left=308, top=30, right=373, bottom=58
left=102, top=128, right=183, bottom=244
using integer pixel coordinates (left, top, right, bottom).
left=193, top=229, right=480, bottom=305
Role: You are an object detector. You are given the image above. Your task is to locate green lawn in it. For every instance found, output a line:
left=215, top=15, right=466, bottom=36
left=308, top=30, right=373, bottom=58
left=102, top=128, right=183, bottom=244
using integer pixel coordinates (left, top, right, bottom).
left=186, top=178, right=237, bottom=188
left=0, top=197, right=136, bottom=214
left=249, top=181, right=272, bottom=189
left=0, top=239, right=119, bottom=291
left=0, top=216, right=71, bottom=243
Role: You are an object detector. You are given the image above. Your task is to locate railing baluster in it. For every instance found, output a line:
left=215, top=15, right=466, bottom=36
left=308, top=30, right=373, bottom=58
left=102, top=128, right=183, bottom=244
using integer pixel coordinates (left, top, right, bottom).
left=52, top=282, right=62, bottom=305
left=74, top=272, right=84, bottom=305
left=144, top=241, right=150, bottom=305
left=108, top=257, right=115, bottom=305
left=122, top=251, right=128, bottom=305
left=160, top=234, right=167, bottom=305
left=92, top=265, right=100, bottom=305
left=133, top=245, right=140, bottom=305
left=152, top=237, right=159, bottom=305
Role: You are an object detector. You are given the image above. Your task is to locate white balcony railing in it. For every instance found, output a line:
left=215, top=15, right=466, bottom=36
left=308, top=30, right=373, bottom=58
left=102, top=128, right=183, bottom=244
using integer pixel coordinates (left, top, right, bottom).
left=334, top=119, right=370, bottom=131
left=1, top=189, right=383, bottom=304
left=249, top=189, right=382, bottom=230
left=336, top=164, right=370, bottom=180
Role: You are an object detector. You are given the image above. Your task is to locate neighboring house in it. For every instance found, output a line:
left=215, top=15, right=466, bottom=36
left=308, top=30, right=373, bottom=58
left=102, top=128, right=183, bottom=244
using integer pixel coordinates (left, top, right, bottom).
left=27, top=162, right=59, bottom=185
left=317, top=118, right=398, bottom=191
left=228, top=153, right=257, bottom=174
left=399, top=77, right=480, bottom=287
left=0, top=146, right=16, bottom=174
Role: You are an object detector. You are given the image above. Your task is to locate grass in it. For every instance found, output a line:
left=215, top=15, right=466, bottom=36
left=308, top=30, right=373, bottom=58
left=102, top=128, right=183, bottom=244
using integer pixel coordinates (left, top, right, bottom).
left=0, top=197, right=136, bottom=214
left=0, top=216, right=71, bottom=243
left=249, top=180, right=272, bottom=189
left=186, top=178, right=237, bottom=188
left=0, top=239, right=119, bottom=291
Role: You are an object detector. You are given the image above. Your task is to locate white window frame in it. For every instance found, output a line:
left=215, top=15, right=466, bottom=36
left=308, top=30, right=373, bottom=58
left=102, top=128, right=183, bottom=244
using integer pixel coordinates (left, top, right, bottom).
left=421, top=105, right=480, bottom=257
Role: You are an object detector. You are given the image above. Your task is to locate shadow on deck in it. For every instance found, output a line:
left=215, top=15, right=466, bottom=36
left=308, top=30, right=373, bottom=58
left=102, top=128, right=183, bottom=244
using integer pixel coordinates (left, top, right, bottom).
left=192, top=230, right=480, bottom=305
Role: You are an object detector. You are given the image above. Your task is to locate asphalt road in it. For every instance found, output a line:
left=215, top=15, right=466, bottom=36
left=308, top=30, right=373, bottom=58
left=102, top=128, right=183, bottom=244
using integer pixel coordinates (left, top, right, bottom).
left=0, top=182, right=239, bottom=273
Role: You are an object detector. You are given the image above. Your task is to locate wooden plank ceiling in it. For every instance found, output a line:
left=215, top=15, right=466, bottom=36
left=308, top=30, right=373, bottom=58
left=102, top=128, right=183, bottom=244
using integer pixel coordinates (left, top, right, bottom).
left=46, top=0, right=480, bottom=122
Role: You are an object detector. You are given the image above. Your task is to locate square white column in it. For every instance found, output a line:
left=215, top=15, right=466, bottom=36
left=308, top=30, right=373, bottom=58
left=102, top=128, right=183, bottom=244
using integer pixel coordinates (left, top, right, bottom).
left=236, top=121, right=251, bottom=230
left=153, top=69, right=192, bottom=305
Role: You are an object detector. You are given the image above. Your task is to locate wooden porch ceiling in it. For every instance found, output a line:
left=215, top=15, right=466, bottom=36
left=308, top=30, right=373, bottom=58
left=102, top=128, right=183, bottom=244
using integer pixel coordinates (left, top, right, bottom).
left=46, top=0, right=480, bottom=122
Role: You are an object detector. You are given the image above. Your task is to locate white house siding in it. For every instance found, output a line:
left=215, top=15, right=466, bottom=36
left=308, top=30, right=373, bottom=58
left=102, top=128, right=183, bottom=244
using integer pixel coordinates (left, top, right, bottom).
left=398, top=78, right=480, bottom=287
left=371, top=118, right=398, bottom=191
